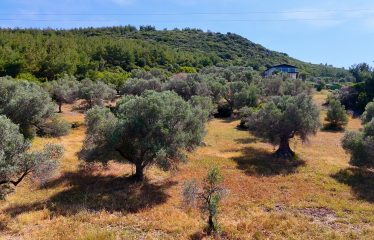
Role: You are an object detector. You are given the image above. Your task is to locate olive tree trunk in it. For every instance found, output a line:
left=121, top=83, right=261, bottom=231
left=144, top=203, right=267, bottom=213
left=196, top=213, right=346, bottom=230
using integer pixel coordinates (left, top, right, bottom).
left=275, top=136, right=295, bottom=158
left=134, top=163, right=144, bottom=181
left=58, top=102, right=63, bottom=113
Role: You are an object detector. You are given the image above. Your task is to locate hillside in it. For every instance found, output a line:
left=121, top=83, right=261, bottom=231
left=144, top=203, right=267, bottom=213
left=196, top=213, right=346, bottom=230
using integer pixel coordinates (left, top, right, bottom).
left=0, top=27, right=350, bottom=81
left=70, top=26, right=348, bottom=77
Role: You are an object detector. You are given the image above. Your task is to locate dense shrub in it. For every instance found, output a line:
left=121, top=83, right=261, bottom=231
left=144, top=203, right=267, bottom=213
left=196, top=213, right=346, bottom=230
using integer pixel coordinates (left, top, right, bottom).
left=37, top=116, right=71, bottom=137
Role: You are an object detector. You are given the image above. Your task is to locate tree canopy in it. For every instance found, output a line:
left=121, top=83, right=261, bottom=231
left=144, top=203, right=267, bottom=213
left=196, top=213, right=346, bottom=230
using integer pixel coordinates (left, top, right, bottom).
left=82, top=91, right=209, bottom=180
left=325, top=98, right=348, bottom=130
left=0, top=115, right=63, bottom=198
left=244, top=93, right=320, bottom=157
left=0, top=77, right=55, bottom=138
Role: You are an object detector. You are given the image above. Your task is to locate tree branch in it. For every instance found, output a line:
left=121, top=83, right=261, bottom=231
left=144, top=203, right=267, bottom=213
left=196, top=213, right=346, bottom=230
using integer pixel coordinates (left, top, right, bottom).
left=0, top=169, right=30, bottom=187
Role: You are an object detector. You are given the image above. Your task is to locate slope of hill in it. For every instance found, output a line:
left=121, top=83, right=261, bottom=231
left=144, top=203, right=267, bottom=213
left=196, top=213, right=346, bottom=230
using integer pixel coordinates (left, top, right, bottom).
left=0, top=26, right=350, bottom=80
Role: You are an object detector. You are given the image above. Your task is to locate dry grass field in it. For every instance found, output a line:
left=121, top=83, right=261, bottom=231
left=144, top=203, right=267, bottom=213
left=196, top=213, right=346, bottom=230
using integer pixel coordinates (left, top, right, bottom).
left=1, top=91, right=373, bottom=239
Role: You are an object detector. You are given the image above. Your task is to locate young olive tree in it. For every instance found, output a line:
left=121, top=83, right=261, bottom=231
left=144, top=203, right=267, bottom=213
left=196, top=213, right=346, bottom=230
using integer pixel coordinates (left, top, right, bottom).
left=46, top=75, right=80, bottom=113
left=325, top=99, right=349, bottom=130
left=182, top=167, right=226, bottom=235
left=0, top=115, right=63, bottom=198
left=79, top=79, right=117, bottom=108
left=82, top=91, right=209, bottom=181
left=244, top=93, right=320, bottom=158
left=0, top=78, right=55, bottom=138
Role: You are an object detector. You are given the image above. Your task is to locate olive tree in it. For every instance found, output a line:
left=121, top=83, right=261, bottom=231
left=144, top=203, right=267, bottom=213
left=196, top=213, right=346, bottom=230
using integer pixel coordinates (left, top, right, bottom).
left=342, top=119, right=374, bottom=168
left=325, top=99, right=348, bottom=130
left=119, top=78, right=162, bottom=96
left=233, top=85, right=259, bottom=110
left=222, top=81, right=248, bottom=111
left=82, top=91, right=209, bottom=181
left=46, top=75, right=80, bottom=113
left=189, top=96, right=217, bottom=118
left=244, top=93, right=320, bottom=158
left=182, top=167, right=226, bottom=235
left=79, top=79, right=117, bottom=108
left=0, top=115, right=63, bottom=198
left=362, top=101, right=374, bottom=124
left=0, top=78, right=55, bottom=138
left=164, top=74, right=211, bottom=100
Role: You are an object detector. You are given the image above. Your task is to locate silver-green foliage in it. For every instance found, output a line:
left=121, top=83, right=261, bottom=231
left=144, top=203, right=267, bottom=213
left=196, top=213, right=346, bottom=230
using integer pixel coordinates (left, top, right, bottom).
left=182, top=167, right=226, bottom=235
left=362, top=101, right=374, bottom=124
left=0, top=77, right=55, bottom=137
left=325, top=99, right=348, bottom=129
left=82, top=90, right=209, bottom=180
left=46, top=75, right=80, bottom=112
left=79, top=79, right=117, bottom=108
left=342, top=102, right=374, bottom=167
left=244, top=93, right=320, bottom=156
left=0, top=115, right=63, bottom=198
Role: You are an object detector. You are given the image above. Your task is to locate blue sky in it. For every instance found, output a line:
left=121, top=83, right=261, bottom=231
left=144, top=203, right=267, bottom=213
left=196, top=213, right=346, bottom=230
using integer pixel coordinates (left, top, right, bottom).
left=1, top=0, right=374, bottom=68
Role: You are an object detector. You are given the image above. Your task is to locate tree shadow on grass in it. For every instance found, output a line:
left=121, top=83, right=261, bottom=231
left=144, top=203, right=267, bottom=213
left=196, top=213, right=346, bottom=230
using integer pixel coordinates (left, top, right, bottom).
left=331, top=168, right=374, bottom=203
left=4, top=170, right=176, bottom=217
left=232, top=146, right=305, bottom=176
left=320, top=124, right=346, bottom=133
left=234, top=137, right=258, bottom=145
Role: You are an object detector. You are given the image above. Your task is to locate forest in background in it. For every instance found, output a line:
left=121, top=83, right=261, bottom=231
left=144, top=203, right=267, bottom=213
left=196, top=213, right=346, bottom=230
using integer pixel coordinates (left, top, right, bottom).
left=0, top=26, right=352, bottom=82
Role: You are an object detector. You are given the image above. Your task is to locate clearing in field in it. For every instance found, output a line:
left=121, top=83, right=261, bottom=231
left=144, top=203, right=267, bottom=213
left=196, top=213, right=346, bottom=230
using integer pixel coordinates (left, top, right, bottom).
left=0, top=91, right=373, bottom=239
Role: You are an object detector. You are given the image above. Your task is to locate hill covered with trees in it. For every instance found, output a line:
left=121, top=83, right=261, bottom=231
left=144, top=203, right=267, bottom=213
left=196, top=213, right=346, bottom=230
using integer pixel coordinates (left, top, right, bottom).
left=0, top=26, right=351, bottom=81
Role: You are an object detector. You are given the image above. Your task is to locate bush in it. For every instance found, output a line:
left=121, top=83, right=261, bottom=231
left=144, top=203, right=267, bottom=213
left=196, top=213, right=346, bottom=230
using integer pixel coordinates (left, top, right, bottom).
left=37, top=116, right=71, bottom=137
left=342, top=119, right=374, bottom=167
left=362, top=101, right=374, bottom=124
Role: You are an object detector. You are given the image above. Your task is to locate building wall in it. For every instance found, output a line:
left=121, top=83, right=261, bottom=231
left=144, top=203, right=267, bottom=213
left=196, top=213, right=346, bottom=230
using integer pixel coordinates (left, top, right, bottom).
left=264, top=66, right=298, bottom=79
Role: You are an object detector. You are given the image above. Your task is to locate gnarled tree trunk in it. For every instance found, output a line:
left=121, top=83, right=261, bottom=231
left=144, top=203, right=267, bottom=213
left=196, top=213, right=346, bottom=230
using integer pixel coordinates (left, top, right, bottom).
left=276, top=136, right=295, bottom=158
